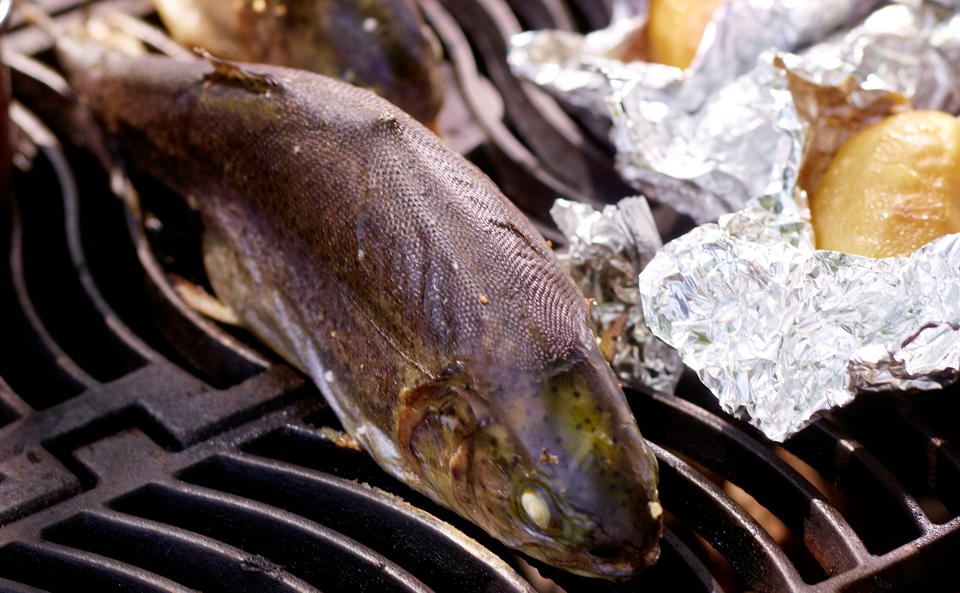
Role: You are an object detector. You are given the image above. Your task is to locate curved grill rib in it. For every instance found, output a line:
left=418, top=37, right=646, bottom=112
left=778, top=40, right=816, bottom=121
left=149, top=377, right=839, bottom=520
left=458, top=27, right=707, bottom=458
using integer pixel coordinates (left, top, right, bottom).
left=42, top=511, right=321, bottom=593
left=0, top=541, right=201, bottom=593
left=110, top=482, right=435, bottom=593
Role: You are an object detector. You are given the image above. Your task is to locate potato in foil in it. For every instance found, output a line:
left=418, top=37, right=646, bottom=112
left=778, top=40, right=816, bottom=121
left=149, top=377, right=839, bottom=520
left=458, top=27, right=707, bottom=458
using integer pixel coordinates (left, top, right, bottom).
left=811, top=110, right=960, bottom=258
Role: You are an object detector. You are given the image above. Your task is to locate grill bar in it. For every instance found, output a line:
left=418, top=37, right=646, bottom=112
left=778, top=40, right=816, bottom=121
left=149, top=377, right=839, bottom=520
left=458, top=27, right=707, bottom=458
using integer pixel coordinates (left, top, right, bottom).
left=438, top=0, right=630, bottom=204
left=44, top=511, right=324, bottom=593
left=178, top=453, right=536, bottom=593
left=0, top=577, right=56, bottom=593
left=633, top=389, right=869, bottom=574
left=812, top=518, right=960, bottom=593
left=653, top=444, right=808, bottom=593
left=110, top=482, right=436, bottom=593
left=0, top=541, right=202, bottom=593
left=787, top=421, right=929, bottom=555
left=419, top=0, right=583, bottom=226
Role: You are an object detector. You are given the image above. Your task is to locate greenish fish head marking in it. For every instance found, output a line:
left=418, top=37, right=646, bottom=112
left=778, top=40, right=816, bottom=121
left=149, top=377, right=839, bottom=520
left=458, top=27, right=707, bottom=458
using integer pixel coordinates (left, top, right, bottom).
left=398, top=356, right=662, bottom=580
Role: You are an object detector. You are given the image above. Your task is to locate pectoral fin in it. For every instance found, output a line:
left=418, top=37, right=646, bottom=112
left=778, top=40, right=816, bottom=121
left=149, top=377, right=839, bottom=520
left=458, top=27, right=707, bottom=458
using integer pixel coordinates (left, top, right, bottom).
left=170, top=274, right=242, bottom=326
left=317, top=426, right=364, bottom=452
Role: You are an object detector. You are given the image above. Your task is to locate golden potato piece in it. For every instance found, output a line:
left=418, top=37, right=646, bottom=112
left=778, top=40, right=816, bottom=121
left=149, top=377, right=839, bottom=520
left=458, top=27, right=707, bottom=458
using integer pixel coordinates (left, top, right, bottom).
left=646, top=0, right=728, bottom=69
left=811, top=110, right=960, bottom=258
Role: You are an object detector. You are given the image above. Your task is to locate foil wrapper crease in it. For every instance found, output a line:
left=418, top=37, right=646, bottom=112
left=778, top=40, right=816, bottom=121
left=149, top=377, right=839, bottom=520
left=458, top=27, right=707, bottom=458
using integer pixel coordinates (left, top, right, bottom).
left=552, top=198, right=683, bottom=394
left=520, top=1, right=960, bottom=440
left=510, top=0, right=958, bottom=223
left=638, top=202, right=960, bottom=441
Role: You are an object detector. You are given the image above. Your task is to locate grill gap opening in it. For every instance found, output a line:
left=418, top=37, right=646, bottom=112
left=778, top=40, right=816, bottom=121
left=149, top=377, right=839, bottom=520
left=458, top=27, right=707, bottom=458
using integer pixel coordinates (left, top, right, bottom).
left=831, top=395, right=956, bottom=525
left=176, top=455, right=532, bottom=593
left=563, top=0, right=612, bottom=32
left=529, top=528, right=726, bottom=593
left=133, top=168, right=275, bottom=383
left=301, top=406, right=344, bottom=430
left=239, top=425, right=406, bottom=494
left=500, top=0, right=558, bottom=31
left=71, top=150, right=263, bottom=389
left=772, top=446, right=853, bottom=515
left=41, top=513, right=305, bottom=593
left=887, top=386, right=960, bottom=521
left=0, top=395, right=19, bottom=428
left=786, top=422, right=926, bottom=556
left=671, top=370, right=727, bottom=415
left=18, top=145, right=147, bottom=387
left=0, top=200, right=86, bottom=408
left=0, top=578, right=55, bottom=593
left=0, top=541, right=173, bottom=593
left=663, top=511, right=745, bottom=593
left=0, top=544, right=58, bottom=593
left=110, top=484, right=426, bottom=593
left=664, top=445, right=830, bottom=585
left=928, top=442, right=960, bottom=520
left=475, top=143, right=563, bottom=230
left=904, top=384, right=960, bottom=445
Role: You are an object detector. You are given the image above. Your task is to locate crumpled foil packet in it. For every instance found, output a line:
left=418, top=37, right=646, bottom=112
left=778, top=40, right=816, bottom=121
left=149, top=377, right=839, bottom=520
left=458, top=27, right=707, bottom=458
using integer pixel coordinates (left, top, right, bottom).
left=637, top=74, right=960, bottom=442
left=510, top=0, right=877, bottom=116
left=551, top=197, right=682, bottom=394
left=793, top=2, right=960, bottom=111
left=510, top=1, right=957, bottom=223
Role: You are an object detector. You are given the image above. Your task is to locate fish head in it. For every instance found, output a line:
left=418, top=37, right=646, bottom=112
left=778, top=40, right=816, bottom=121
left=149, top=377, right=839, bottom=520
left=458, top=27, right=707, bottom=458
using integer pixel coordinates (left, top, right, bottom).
left=399, top=355, right=662, bottom=579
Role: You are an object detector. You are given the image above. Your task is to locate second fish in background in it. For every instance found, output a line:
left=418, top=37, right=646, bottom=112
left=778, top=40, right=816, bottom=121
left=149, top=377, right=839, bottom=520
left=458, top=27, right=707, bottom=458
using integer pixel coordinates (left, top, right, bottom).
left=153, top=0, right=444, bottom=127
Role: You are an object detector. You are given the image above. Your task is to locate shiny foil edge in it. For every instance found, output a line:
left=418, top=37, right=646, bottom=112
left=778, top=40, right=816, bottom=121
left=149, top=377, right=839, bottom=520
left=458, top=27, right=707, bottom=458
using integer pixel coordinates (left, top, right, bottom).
left=551, top=197, right=683, bottom=394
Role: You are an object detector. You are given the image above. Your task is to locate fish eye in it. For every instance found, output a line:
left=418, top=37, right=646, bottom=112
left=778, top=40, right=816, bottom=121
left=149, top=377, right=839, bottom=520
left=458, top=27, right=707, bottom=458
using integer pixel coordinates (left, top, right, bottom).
left=516, top=483, right=559, bottom=533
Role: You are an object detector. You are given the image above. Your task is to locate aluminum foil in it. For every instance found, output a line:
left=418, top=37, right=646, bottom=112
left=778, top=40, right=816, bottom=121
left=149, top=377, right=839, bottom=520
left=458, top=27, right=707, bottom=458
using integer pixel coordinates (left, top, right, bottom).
left=793, top=2, right=960, bottom=111
left=509, top=0, right=878, bottom=114
left=517, top=1, right=960, bottom=439
left=639, top=199, right=960, bottom=442
left=610, top=52, right=805, bottom=224
left=510, top=1, right=960, bottom=224
left=637, top=69, right=960, bottom=442
left=551, top=197, right=682, bottom=394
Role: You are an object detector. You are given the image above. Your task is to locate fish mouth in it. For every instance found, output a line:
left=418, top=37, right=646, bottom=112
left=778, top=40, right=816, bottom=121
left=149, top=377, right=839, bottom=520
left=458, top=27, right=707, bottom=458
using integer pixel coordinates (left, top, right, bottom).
left=554, top=551, right=659, bottom=580
left=587, top=540, right=660, bottom=580
left=521, top=535, right=661, bottom=581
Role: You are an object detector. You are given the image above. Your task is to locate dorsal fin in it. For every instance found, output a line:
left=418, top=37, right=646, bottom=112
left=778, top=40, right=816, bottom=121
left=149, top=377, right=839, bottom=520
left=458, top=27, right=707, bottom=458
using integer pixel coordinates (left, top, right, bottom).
left=195, top=48, right=281, bottom=95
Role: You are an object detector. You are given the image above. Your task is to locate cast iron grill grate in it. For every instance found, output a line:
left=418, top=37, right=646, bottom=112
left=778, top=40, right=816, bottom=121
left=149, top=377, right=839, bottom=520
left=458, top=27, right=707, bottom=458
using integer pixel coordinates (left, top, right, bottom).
left=1, top=1, right=959, bottom=592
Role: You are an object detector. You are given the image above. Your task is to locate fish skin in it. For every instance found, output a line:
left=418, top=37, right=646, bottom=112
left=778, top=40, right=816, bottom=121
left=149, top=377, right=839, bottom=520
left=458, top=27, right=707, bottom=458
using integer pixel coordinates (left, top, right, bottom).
left=152, top=0, right=444, bottom=126
left=55, top=40, right=662, bottom=578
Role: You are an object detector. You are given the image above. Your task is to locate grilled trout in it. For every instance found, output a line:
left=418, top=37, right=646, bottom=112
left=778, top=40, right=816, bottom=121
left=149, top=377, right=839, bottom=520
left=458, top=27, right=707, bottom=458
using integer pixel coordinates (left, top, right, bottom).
left=152, top=0, right=443, bottom=126
left=53, top=35, right=662, bottom=578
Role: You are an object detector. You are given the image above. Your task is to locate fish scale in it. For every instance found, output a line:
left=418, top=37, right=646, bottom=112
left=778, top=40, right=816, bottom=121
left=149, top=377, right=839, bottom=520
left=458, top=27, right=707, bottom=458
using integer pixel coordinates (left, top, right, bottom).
left=53, top=36, right=662, bottom=579
left=153, top=0, right=444, bottom=125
